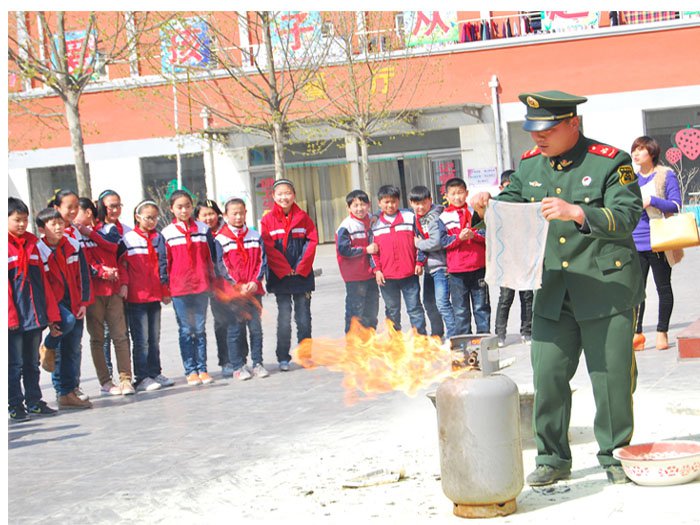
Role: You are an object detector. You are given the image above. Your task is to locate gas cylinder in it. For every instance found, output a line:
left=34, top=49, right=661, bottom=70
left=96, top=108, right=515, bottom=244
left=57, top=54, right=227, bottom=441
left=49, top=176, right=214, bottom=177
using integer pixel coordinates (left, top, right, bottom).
left=435, top=371, right=523, bottom=518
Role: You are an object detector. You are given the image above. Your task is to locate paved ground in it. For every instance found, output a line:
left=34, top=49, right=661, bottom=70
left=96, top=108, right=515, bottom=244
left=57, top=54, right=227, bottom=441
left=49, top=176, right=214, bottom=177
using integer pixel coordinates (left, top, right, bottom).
left=7, top=243, right=700, bottom=524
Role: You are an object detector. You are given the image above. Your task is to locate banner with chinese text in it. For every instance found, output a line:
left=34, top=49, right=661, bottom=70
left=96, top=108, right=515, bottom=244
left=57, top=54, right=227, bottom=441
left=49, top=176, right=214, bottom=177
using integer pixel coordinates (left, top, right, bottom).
left=403, top=11, right=459, bottom=47
left=160, top=17, right=212, bottom=74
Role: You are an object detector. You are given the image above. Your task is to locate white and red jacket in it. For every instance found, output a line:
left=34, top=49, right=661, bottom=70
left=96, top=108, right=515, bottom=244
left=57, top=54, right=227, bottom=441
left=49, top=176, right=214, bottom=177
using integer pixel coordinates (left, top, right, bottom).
left=76, top=221, right=131, bottom=297
left=438, top=205, right=486, bottom=273
left=9, top=232, right=61, bottom=331
left=37, top=235, right=91, bottom=317
left=118, top=227, right=170, bottom=303
left=370, top=209, right=425, bottom=280
left=161, top=218, right=214, bottom=297
left=260, top=203, right=318, bottom=294
left=214, top=224, right=266, bottom=296
left=335, top=214, right=373, bottom=282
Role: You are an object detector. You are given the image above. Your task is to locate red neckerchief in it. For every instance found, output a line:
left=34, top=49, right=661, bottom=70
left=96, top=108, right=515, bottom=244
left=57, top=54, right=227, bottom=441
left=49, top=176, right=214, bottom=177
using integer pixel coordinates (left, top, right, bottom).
left=51, top=237, right=70, bottom=286
left=134, top=226, right=159, bottom=274
left=9, top=233, right=29, bottom=288
left=230, top=224, right=250, bottom=264
left=272, top=203, right=298, bottom=253
left=445, top=204, right=470, bottom=230
left=64, top=224, right=77, bottom=240
left=415, top=213, right=427, bottom=238
left=113, top=220, right=125, bottom=237
left=173, top=218, right=196, bottom=256
left=350, top=212, right=371, bottom=232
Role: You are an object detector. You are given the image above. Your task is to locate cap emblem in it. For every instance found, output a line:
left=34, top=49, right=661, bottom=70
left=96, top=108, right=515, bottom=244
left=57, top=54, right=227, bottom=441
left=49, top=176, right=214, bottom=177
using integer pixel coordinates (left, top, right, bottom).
left=526, top=96, right=539, bottom=108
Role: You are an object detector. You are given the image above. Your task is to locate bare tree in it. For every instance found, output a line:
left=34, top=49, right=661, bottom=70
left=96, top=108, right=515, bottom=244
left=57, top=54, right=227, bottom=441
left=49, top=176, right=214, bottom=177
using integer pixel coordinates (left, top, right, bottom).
left=152, top=11, right=334, bottom=181
left=301, top=12, right=440, bottom=196
left=8, top=11, right=159, bottom=197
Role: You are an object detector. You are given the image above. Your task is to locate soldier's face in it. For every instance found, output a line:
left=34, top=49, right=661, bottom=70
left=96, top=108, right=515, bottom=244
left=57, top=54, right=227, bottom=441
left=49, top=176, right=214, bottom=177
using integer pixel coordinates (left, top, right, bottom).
left=530, top=117, right=580, bottom=157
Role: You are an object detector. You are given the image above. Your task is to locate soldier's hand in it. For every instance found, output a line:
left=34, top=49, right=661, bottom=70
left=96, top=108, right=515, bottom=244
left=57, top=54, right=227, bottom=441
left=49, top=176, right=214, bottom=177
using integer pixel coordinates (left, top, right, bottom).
left=470, top=192, right=491, bottom=217
left=541, top=197, right=585, bottom=225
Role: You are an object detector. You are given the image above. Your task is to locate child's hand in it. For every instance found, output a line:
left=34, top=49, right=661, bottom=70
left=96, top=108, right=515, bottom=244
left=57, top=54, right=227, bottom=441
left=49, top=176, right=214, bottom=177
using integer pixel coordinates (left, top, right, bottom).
left=76, top=223, right=93, bottom=236
left=75, top=306, right=87, bottom=320
left=414, top=237, right=422, bottom=247
left=375, top=270, right=386, bottom=287
left=48, top=322, right=63, bottom=337
left=118, top=285, right=128, bottom=299
left=162, top=296, right=172, bottom=305
left=458, top=228, right=474, bottom=241
left=365, top=242, right=378, bottom=255
left=103, top=266, right=119, bottom=281
left=245, top=282, right=258, bottom=294
left=415, top=265, right=424, bottom=276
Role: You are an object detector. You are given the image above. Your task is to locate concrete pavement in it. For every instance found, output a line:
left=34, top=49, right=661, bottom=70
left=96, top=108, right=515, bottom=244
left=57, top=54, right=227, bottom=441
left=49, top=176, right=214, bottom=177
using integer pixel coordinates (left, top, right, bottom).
left=7, top=243, right=700, bottom=524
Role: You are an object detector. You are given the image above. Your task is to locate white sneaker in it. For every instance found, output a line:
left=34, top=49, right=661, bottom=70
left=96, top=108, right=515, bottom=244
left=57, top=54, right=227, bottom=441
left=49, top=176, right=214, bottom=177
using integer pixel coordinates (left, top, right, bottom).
left=74, top=387, right=90, bottom=401
left=120, top=380, right=136, bottom=396
left=252, top=363, right=270, bottom=379
left=100, top=381, right=121, bottom=396
left=137, top=377, right=162, bottom=392
left=233, top=366, right=252, bottom=381
left=154, top=374, right=175, bottom=387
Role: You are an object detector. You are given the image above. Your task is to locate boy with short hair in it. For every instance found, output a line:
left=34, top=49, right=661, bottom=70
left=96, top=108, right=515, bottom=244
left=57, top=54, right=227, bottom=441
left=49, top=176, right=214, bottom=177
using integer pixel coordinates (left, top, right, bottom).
left=214, top=198, right=269, bottom=380
left=370, top=185, right=427, bottom=335
left=260, top=179, right=318, bottom=371
left=409, top=185, right=457, bottom=339
left=439, top=178, right=490, bottom=335
left=494, top=170, right=534, bottom=347
left=36, top=208, right=92, bottom=409
left=336, top=189, right=379, bottom=333
left=8, top=198, right=62, bottom=421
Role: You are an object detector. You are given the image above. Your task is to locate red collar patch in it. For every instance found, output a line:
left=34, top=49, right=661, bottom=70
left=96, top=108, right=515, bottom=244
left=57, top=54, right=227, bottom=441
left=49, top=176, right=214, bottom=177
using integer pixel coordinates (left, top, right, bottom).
left=521, top=146, right=541, bottom=160
left=588, top=144, right=619, bottom=158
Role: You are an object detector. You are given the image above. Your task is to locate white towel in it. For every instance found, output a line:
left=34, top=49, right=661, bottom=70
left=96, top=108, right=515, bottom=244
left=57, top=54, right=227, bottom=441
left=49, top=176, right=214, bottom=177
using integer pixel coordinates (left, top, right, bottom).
left=484, top=201, right=549, bottom=290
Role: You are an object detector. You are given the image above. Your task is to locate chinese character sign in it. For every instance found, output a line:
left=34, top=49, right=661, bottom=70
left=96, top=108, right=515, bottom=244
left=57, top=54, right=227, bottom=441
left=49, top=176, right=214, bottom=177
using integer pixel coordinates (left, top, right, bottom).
left=541, top=11, right=600, bottom=32
left=467, top=167, right=499, bottom=189
left=160, top=17, right=212, bottom=74
left=403, top=11, right=459, bottom=47
left=52, top=30, right=96, bottom=78
left=270, top=11, right=323, bottom=65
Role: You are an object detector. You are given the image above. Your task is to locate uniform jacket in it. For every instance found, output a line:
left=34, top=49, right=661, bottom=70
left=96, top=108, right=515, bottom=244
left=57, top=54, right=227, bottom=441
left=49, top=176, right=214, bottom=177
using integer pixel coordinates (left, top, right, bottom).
left=261, top=203, right=317, bottom=294
left=439, top=205, right=486, bottom=273
left=335, top=214, right=374, bottom=282
left=37, top=235, right=91, bottom=317
left=370, top=209, right=425, bottom=280
left=8, top=232, right=61, bottom=331
left=161, top=218, right=215, bottom=297
left=117, top=227, right=169, bottom=303
left=81, top=221, right=131, bottom=297
left=415, top=204, right=447, bottom=274
left=496, top=134, right=644, bottom=321
left=214, top=224, right=266, bottom=296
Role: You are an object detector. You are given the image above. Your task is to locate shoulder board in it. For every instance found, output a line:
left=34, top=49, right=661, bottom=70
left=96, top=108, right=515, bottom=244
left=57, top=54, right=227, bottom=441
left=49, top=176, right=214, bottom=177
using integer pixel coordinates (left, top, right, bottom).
left=588, top=144, right=619, bottom=159
left=521, top=146, right=541, bottom=160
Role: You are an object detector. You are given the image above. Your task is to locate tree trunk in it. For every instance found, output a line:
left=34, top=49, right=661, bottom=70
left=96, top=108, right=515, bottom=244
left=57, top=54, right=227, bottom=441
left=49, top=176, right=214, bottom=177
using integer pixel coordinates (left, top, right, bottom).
left=360, top=136, right=371, bottom=198
left=64, top=91, right=91, bottom=197
left=272, top=119, right=286, bottom=181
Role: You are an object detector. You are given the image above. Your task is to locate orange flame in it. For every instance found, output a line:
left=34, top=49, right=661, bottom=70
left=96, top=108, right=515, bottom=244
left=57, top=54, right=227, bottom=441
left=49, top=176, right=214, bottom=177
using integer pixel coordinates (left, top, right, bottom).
left=211, top=279, right=261, bottom=320
left=292, top=319, right=454, bottom=405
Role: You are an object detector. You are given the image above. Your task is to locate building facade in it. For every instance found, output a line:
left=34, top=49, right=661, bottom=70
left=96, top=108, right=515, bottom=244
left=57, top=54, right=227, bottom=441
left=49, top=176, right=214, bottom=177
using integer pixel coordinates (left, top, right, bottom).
left=9, top=11, right=700, bottom=240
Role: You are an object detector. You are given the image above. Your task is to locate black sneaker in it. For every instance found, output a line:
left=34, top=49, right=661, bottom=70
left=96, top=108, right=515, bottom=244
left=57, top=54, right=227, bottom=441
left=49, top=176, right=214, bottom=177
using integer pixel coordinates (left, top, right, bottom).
left=526, top=465, right=571, bottom=486
left=8, top=405, right=30, bottom=422
left=26, top=400, right=58, bottom=417
left=604, top=465, right=631, bottom=484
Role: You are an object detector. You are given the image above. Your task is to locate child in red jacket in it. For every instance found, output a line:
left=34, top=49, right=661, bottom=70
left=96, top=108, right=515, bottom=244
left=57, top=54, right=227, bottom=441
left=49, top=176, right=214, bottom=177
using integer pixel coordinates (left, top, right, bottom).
left=370, top=185, right=427, bottom=335
left=214, top=198, right=268, bottom=380
left=8, top=198, right=61, bottom=421
left=161, top=190, right=216, bottom=386
left=118, top=200, right=174, bottom=392
left=438, top=177, right=490, bottom=335
left=36, top=207, right=92, bottom=410
left=260, top=179, right=318, bottom=371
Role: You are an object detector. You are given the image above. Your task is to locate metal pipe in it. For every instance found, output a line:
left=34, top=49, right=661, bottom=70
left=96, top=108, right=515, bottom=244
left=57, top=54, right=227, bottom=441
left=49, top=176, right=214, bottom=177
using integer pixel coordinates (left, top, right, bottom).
left=489, top=74, right=504, bottom=177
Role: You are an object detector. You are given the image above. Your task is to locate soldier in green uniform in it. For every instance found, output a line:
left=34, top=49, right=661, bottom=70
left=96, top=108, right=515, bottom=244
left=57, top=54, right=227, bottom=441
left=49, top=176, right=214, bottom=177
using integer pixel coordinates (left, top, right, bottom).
left=472, top=90, right=644, bottom=486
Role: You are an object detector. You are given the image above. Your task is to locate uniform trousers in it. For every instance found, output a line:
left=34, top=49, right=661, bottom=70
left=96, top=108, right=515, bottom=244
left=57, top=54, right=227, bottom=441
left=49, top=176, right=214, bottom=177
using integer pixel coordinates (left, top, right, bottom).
left=531, top=297, right=636, bottom=471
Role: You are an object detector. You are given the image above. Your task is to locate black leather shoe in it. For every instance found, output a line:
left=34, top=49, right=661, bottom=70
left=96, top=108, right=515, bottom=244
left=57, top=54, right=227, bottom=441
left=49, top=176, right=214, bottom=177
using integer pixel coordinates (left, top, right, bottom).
left=604, top=465, right=631, bottom=484
left=526, top=465, right=571, bottom=486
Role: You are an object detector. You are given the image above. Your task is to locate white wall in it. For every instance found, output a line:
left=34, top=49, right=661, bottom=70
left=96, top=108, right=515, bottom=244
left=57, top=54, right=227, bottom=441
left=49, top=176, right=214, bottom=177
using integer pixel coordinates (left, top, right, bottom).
left=88, top=157, right=143, bottom=229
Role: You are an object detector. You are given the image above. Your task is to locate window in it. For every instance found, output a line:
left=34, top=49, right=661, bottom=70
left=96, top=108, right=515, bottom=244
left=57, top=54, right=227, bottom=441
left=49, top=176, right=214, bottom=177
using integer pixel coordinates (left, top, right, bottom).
left=27, top=164, right=82, bottom=219
left=140, top=153, right=206, bottom=227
